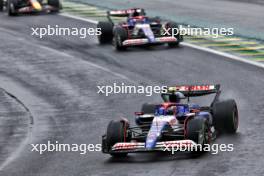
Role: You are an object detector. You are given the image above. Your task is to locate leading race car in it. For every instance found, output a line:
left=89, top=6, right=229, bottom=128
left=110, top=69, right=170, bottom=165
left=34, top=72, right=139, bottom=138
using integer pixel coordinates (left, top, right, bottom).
left=0, top=0, right=61, bottom=16
left=102, top=84, right=239, bottom=157
left=97, top=8, right=183, bottom=51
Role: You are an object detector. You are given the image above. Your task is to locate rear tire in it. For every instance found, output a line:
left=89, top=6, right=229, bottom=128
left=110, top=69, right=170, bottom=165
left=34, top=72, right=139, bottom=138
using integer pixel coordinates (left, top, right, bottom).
left=113, top=27, right=127, bottom=51
left=213, top=99, right=238, bottom=134
left=0, top=0, right=3, bottom=11
left=105, top=120, right=130, bottom=157
left=97, top=21, right=113, bottom=44
left=7, top=0, right=18, bottom=16
left=48, top=0, right=61, bottom=13
left=165, top=22, right=182, bottom=47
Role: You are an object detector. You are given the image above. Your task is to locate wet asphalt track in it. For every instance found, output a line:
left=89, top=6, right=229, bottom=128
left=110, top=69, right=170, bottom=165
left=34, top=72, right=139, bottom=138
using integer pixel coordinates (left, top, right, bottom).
left=0, top=12, right=264, bottom=176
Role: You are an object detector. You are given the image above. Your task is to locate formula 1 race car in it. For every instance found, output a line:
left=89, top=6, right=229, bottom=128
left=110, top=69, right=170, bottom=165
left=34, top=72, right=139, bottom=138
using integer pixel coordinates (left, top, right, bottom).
left=97, top=8, right=183, bottom=51
left=102, top=84, right=239, bottom=157
left=0, top=0, right=61, bottom=16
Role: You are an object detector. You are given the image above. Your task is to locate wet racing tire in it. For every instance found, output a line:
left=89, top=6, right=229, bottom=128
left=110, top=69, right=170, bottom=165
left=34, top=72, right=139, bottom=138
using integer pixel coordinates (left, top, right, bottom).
left=0, top=0, right=3, bottom=11
left=48, top=0, right=61, bottom=13
left=7, top=0, right=18, bottom=16
left=186, top=117, right=210, bottom=156
left=213, top=99, right=239, bottom=134
left=105, top=120, right=130, bottom=157
left=97, top=21, right=113, bottom=44
left=165, top=22, right=182, bottom=47
left=113, top=27, right=127, bottom=51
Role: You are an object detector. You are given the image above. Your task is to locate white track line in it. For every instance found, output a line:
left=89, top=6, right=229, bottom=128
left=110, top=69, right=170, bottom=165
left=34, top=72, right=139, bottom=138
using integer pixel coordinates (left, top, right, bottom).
left=182, top=42, right=264, bottom=69
left=60, top=13, right=264, bottom=69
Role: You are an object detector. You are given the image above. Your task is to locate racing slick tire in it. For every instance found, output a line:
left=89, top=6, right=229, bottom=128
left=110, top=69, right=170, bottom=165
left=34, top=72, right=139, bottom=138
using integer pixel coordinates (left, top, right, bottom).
left=186, top=117, right=210, bottom=156
left=141, top=103, right=156, bottom=114
left=97, top=21, right=113, bottom=44
left=48, top=0, right=61, bottom=13
left=113, top=27, right=127, bottom=51
left=7, top=0, right=18, bottom=16
left=105, top=120, right=131, bottom=157
left=165, top=22, right=182, bottom=47
left=0, top=0, right=3, bottom=11
left=212, top=99, right=238, bottom=134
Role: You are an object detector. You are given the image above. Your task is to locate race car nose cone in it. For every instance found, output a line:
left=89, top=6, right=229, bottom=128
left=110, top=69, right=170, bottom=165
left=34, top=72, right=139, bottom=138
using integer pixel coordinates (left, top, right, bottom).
left=145, top=130, right=161, bottom=149
left=145, top=138, right=156, bottom=149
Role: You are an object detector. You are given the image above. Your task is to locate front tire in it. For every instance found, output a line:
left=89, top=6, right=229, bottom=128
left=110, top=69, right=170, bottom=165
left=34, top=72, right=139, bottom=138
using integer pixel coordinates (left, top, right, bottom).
left=186, top=117, right=210, bottom=155
left=113, top=27, right=127, bottom=51
left=105, top=120, right=130, bottom=157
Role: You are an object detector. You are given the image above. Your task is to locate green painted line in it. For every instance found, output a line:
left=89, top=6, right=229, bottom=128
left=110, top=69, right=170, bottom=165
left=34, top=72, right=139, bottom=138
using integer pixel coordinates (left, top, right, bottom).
left=64, top=5, right=96, bottom=10
left=189, top=35, right=225, bottom=39
left=65, top=12, right=106, bottom=18
left=202, top=43, right=241, bottom=47
left=240, top=52, right=264, bottom=56
left=231, top=42, right=258, bottom=45
left=63, top=3, right=95, bottom=8
left=185, top=39, right=208, bottom=43
left=64, top=7, right=103, bottom=12
left=221, top=46, right=264, bottom=51
left=236, top=50, right=261, bottom=54
left=210, top=38, right=243, bottom=42
left=249, top=58, right=264, bottom=61
left=64, top=7, right=101, bottom=11
left=67, top=9, right=104, bottom=14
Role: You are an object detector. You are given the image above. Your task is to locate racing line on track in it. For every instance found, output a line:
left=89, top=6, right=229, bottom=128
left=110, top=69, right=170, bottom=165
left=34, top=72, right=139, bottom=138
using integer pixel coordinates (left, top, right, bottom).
left=0, top=82, right=34, bottom=171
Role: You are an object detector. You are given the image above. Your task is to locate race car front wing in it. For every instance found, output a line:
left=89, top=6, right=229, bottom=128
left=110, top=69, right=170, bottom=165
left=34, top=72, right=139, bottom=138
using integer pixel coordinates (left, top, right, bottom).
left=105, top=140, right=197, bottom=154
left=122, top=36, right=178, bottom=46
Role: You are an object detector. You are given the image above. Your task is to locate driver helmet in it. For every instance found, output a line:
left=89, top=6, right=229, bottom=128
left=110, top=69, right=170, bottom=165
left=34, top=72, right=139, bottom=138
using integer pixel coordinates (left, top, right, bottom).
left=169, top=92, right=185, bottom=103
left=130, top=8, right=145, bottom=17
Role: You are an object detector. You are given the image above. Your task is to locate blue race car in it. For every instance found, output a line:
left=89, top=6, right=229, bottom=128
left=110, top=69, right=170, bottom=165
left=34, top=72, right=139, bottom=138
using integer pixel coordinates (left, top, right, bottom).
left=97, top=8, right=183, bottom=50
left=102, top=84, right=239, bottom=157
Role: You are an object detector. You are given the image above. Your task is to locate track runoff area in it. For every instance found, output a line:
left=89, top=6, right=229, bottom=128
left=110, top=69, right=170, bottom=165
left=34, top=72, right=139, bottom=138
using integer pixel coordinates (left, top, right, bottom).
left=60, top=1, right=264, bottom=69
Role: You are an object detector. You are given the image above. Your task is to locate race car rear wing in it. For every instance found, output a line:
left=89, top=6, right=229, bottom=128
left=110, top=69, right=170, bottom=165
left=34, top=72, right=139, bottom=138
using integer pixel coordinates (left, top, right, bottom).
left=166, top=84, right=220, bottom=97
left=107, top=8, right=144, bottom=17
left=163, top=84, right=221, bottom=106
left=106, top=8, right=145, bottom=24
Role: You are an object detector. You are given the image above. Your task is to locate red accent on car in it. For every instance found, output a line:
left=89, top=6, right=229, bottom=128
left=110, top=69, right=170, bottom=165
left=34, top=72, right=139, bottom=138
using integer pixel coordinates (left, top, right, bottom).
left=135, top=112, right=144, bottom=116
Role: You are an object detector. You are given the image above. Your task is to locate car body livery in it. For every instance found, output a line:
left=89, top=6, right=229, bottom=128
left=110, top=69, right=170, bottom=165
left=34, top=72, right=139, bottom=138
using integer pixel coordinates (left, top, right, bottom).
left=102, top=84, right=239, bottom=157
left=97, top=8, right=183, bottom=50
